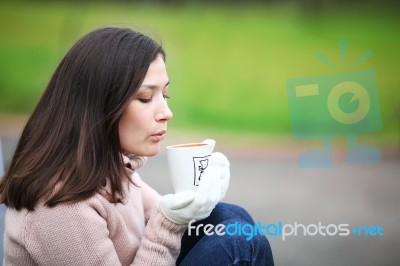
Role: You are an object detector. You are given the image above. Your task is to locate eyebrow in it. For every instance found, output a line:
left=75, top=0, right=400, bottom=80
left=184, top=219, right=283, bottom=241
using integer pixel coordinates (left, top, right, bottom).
left=140, top=81, right=170, bottom=90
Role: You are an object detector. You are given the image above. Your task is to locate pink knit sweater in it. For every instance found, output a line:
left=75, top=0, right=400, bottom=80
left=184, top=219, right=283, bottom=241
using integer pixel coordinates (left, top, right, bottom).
left=3, top=166, right=187, bottom=265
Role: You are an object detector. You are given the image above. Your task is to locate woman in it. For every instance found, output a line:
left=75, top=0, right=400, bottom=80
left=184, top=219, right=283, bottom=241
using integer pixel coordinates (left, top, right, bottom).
left=0, top=27, right=273, bottom=265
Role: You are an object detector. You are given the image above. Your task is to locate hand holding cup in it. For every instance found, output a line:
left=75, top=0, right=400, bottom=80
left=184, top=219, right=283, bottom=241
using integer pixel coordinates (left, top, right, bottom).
left=159, top=139, right=230, bottom=224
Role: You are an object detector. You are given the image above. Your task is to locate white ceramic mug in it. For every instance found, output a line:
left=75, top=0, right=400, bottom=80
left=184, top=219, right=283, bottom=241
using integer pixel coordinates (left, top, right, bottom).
left=166, top=142, right=215, bottom=193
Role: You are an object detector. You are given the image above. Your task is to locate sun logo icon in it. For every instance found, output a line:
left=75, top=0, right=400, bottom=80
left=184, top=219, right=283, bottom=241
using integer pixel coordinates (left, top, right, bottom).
left=286, top=40, right=382, bottom=168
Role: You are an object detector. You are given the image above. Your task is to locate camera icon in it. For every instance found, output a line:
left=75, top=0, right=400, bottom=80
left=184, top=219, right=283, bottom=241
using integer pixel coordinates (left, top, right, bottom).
left=287, top=69, right=382, bottom=167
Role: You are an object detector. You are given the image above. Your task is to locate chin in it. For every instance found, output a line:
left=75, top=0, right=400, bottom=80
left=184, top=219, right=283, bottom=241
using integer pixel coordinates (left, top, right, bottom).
left=145, top=150, right=159, bottom=157
left=140, top=145, right=161, bottom=157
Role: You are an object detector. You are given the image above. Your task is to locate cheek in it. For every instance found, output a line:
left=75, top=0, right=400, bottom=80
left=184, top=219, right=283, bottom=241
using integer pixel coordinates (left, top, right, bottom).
left=118, top=107, right=146, bottom=141
left=118, top=109, right=137, bottom=145
left=118, top=121, right=129, bottom=151
left=118, top=121, right=128, bottom=142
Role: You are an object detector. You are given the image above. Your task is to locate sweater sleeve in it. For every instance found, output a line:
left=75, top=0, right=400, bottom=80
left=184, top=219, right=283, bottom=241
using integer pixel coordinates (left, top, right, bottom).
left=132, top=207, right=187, bottom=266
left=131, top=172, right=161, bottom=222
left=129, top=173, right=188, bottom=265
left=23, top=200, right=124, bottom=266
left=21, top=197, right=186, bottom=266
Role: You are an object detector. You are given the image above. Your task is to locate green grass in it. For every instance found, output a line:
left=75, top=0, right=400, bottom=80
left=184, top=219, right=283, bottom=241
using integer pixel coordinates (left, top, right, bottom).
left=0, top=2, right=399, bottom=139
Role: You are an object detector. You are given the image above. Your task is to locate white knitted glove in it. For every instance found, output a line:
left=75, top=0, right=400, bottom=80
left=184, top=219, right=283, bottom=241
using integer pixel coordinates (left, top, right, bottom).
left=202, top=139, right=230, bottom=200
left=209, top=152, right=230, bottom=201
left=160, top=152, right=230, bottom=225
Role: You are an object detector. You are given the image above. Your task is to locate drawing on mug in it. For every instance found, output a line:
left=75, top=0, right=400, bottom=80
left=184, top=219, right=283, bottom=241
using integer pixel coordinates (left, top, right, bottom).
left=193, top=156, right=210, bottom=186
left=198, top=159, right=209, bottom=180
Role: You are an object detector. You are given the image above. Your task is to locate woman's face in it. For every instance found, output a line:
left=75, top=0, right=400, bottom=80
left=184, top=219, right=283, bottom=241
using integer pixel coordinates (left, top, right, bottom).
left=119, top=55, right=173, bottom=156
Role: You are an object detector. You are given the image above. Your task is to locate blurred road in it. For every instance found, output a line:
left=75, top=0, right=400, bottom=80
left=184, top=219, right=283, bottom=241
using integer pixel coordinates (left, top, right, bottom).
left=0, top=117, right=399, bottom=266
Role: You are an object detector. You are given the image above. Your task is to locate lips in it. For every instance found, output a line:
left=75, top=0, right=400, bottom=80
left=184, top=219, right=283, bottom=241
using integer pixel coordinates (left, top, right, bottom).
left=153, top=130, right=166, bottom=136
left=151, top=130, right=166, bottom=141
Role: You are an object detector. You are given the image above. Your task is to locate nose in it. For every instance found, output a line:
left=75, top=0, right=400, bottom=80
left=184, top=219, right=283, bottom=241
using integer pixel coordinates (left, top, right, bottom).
left=156, top=100, right=173, bottom=122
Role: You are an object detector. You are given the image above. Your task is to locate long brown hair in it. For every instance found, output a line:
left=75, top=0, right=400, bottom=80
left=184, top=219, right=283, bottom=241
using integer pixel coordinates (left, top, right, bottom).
left=0, top=27, right=165, bottom=211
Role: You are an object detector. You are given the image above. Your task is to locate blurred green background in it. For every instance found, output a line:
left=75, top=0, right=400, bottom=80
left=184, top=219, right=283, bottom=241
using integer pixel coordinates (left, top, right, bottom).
left=0, top=0, right=399, bottom=145
left=1, top=2, right=400, bottom=266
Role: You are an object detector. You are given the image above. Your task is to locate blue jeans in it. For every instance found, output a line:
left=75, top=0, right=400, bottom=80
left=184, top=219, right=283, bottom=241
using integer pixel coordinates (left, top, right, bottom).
left=177, top=203, right=274, bottom=266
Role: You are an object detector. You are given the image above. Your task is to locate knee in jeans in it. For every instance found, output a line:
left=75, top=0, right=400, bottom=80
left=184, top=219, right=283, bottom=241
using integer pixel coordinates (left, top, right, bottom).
left=216, top=203, right=254, bottom=224
left=220, top=219, right=272, bottom=249
left=251, top=234, right=272, bottom=250
left=216, top=223, right=273, bottom=263
left=232, top=205, right=253, bottom=222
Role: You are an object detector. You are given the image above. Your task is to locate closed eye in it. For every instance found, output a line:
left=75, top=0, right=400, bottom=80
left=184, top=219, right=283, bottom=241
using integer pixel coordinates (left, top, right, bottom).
left=139, top=98, right=152, bottom=103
